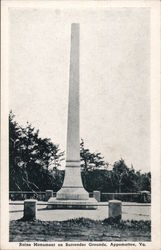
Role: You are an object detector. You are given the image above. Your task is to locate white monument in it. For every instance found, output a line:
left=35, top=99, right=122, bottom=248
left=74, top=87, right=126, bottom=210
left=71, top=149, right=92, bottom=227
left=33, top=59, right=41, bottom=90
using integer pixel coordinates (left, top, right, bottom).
left=48, top=23, right=97, bottom=209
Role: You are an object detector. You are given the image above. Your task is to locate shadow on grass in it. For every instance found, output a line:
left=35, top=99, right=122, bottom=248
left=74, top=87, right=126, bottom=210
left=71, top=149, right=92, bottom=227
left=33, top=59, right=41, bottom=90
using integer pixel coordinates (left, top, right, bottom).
left=9, top=217, right=151, bottom=242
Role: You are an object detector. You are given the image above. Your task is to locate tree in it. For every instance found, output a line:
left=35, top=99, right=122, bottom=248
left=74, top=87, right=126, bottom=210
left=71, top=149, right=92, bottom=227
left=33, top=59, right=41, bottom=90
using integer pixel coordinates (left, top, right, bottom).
left=80, top=139, right=108, bottom=171
left=9, top=111, right=64, bottom=191
left=136, top=171, right=151, bottom=192
left=80, top=139, right=111, bottom=192
left=112, top=159, right=136, bottom=193
left=9, top=111, right=33, bottom=191
left=9, top=112, right=151, bottom=194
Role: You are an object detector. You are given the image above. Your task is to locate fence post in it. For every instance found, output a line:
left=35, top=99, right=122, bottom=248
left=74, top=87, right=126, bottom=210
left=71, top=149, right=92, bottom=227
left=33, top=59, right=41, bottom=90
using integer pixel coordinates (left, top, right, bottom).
left=140, top=191, right=150, bottom=203
left=93, top=191, right=101, bottom=202
left=108, top=200, right=122, bottom=221
left=24, top=199, right=37, bottom=221
left=45, top=190, right=53, bottom=201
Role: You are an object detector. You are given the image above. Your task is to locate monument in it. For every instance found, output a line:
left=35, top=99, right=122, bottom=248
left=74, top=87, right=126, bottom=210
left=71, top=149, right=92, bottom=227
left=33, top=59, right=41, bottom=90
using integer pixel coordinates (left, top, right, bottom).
left=48, top=23, right=97, bottom=209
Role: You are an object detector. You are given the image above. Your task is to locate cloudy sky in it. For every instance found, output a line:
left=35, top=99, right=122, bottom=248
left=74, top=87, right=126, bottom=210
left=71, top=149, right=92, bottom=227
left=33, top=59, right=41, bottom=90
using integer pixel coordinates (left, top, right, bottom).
left=9, top=8, right=150, bottom=172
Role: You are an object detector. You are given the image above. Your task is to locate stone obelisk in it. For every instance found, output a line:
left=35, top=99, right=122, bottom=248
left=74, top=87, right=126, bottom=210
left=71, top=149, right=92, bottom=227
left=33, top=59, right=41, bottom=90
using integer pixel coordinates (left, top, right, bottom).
left=48, top=24, right=97, bottom=208
left=56, top=23, right=89, bottom=200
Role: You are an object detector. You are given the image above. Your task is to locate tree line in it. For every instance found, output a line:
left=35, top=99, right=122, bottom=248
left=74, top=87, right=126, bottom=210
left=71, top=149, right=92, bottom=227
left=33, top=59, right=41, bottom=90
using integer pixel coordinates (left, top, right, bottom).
left=9, top=111, right=151, bottom=193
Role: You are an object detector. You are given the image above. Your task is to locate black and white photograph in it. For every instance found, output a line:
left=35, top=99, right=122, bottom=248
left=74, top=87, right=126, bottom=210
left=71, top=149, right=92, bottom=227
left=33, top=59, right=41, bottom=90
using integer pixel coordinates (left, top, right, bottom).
left=1, top=0, right=160, bottom=249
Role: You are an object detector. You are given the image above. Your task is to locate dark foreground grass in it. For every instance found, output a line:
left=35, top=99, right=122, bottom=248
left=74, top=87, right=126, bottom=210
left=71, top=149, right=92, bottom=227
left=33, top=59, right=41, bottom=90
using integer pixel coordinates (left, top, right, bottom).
left=10, top=218, right=151, bottom=242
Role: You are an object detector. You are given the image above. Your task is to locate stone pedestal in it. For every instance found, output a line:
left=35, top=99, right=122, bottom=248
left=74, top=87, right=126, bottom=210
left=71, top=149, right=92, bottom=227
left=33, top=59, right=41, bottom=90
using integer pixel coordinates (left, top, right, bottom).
left=93, top=191, right=101, bottom=202
left=24, top=199, right=37, bottom=220
left=48, top=198, right=97, bottom=209
left=108, top=200, right=122, bottom=220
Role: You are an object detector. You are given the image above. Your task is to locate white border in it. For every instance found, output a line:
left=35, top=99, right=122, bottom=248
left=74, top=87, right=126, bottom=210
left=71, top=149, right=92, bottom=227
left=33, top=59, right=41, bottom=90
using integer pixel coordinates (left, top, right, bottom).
left=1, top=1, right=160, bottom=249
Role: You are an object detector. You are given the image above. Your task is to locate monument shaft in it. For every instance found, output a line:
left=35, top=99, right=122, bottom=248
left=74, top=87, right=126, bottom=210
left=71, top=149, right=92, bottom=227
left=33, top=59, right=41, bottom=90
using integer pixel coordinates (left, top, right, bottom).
left=67, top=23, right=80, bottom=163
left=56, top=24, right=89, bottom=200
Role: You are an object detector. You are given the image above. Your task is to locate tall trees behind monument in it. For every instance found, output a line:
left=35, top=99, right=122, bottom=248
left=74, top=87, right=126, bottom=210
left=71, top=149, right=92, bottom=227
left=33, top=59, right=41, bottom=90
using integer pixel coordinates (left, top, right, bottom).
left=9, top=111, right=64, bottom=191
left=80, top=139, right=108, bottom=171
left=80, top=140, right=151, bottom=193
left=9, top=112, right=151, bottom=193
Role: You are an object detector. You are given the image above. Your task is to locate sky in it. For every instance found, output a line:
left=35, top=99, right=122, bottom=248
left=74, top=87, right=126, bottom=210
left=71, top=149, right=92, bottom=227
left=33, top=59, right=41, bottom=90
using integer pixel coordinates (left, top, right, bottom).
left=9, top=8, right=150, bottom=172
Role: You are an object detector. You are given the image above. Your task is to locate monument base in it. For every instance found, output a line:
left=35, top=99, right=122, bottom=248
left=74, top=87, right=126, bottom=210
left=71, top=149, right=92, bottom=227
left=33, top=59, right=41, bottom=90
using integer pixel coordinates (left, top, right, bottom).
left=56, top=187, right=89, bottom=200
left=47, top=198, right=98, bottom=210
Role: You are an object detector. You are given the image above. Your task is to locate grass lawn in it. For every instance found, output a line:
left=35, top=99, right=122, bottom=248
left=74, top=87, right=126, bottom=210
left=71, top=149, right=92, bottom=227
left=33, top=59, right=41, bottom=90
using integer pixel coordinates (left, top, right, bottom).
left=9, top=218, right=151, bottom=242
